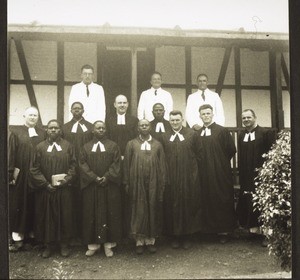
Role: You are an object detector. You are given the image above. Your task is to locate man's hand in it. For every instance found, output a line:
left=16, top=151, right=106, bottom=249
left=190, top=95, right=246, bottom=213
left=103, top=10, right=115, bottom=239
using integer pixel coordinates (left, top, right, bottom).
left=46, top=184, right=56, bottom=192
left=57, top=179, right=68, bottom=187
left=99, top=177, right=107, bottom=187
left=192, top=124, right=202, bottom=131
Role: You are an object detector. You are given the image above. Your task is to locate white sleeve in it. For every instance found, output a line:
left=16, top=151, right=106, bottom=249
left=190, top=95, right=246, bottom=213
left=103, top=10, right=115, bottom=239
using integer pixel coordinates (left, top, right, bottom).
left=214, top=94, right=225, bottom=126
left=185, top=94, right=198, bottom=128
left=99, top=86, right=106, bottom=122
left=164, top=92, right=173, bottom=121
left=137, top=92, right=145, bottom=120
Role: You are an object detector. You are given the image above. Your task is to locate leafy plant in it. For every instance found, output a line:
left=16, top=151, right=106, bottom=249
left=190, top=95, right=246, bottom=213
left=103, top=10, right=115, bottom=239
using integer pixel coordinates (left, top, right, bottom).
left=52, top=260, right=74, bottom=279
left=253, top=130, right=291, bottom=270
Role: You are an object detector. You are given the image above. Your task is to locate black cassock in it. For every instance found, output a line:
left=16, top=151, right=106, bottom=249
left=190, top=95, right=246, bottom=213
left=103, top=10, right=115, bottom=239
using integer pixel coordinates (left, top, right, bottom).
left=161, top=127, right=202, bottom=236
left=79, top=138, right=122, bottom=245
left=62, top=117, right=93, bottom=237
left=9, top=126, right=45, bottom=235
left=196, top=123, right=237, bottom=233
left=150, top=118, right=172, bottom=143
left=30, top=138, right=76, bottom=244
left=237, top=125, right=276, bottom=228
left=106, top=114, right=139, bottom=156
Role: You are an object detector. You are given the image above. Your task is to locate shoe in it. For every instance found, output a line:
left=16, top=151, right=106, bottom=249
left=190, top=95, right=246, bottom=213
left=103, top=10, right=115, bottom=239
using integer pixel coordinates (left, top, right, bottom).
left=146, top=245, right=157, bottom=253
left=219, top=235, right=229, bottom=244
left=42, top=247, right=51, bottom=258
left=60, top=245, right=70, bottom=257
left=171, top=240, right=180, bottom=249
left=104, top=246, right=114, bottom=257
left=85, top=249, right=99, bottom=257
left=135, top=246, right=144, bottom=255
left=261, top=238, right=268, bottom=247
left=182, top=240, right=192, bottom=250
left=9, top=241, right=23, bottom=252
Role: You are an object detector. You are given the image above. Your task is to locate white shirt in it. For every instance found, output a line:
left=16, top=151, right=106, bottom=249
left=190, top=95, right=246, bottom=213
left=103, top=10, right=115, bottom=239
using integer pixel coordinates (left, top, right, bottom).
left=185, top=88, right=225, bottom=127
left=137, top=87, right=173, bottom=121
left=69, top=81, right=106, bottom=123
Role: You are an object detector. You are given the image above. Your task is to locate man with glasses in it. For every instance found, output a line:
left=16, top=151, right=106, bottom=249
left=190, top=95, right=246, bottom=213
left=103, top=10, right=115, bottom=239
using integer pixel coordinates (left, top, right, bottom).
left=69, top=64, right=106, bottom=123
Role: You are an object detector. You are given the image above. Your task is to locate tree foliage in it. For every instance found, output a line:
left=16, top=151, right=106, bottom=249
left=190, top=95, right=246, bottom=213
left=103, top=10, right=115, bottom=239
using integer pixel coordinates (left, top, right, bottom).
left=253, top=130, right=291, bottom=270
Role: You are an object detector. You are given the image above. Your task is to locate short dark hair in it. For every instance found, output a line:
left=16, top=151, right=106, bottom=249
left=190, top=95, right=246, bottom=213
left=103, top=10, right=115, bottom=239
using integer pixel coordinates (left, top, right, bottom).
left=169, top=110, right=183, bottom=118
left=93, top=120, right=105, bottom=126
left=81, top=64, right=94, bottom=73
left=47, top=119, right=61, bottom=128
left=151, top=71, right=162, bottom=79
left=199, top=104, right=213, bottom=112
left=196, top=73, right=208, bottom=81
left=152, top=103, right=165, bottom=110
left=242, top=109, right=256, bottom=118
left=71, top=102, right=84, bottom=109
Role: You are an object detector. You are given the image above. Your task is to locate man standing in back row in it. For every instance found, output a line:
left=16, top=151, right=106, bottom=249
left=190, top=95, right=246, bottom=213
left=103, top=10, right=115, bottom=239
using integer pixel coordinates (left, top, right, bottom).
left=186, top=74, right=225, bottom=130
left=137, top=72, right=173, bottom=121
left=69, top=64, right=106, bottom=123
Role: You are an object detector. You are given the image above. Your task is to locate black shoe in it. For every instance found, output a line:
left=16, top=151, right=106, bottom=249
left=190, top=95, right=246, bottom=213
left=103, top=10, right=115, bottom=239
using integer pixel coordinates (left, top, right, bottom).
left=9, top=241, right=23, bottom=252
left=42, top=247, right=52, bottom=258
left=135, top=246, right=144, bottom=255
left=219, top=235, right=229, bottom=244
left=60, top=244, right=70, bottom=257
left=146, top=245, right=157, bottom=253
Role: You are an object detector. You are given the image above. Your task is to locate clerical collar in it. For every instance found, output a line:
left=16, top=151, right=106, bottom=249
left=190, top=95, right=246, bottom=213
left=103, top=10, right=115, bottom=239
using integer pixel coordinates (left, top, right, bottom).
left=117, top=113, right=126, bottom=125
left=245, top=124, right=257, bottom=133
left=155, top=122, right=165, bottom=133
left=170, top=128, right=185, bottom=142
left=71, top=119, right=88, bottom=133
left=139, top=134, right=152, bottom=142
left=139, top=135, right=152, bottom=151
left=172, top=127, right=183, bottom=134
left=26, top=126, right=38, bottom=137
left=72, top=117, right=83, bottom=123
left=47, top=139, right=62, bottom=152
left=92, top=140, right=106, bottom=152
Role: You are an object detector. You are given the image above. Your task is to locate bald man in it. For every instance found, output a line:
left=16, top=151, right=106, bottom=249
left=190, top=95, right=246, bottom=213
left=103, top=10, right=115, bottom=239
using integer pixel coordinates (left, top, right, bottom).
left=9, top=106, right=45, bottom=252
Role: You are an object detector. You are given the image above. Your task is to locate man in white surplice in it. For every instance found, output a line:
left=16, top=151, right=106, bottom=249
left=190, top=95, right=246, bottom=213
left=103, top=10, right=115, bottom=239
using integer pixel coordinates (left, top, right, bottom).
left=69, top=64, right=106, bottom=123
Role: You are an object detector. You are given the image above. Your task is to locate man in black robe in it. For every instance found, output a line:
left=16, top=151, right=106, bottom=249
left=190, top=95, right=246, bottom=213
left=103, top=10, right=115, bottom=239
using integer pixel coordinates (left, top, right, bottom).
left=9, top=106, right=45, bottom=252
left=30, top=120, right=76, bottom=258
left=236, top=109, right=276, bottom=246
left=196, top=104, right=237, bottom=243
left=150, top=103, right=172, bottom=143
left=161, top=110, right=201, bottom=249
left=124, top=119, right=166, bottom=254
left=62, top=102, right=93, bottom=241
left=79, top=121, right=122, bottom=257
left=106, top=94, right=139, bottom=236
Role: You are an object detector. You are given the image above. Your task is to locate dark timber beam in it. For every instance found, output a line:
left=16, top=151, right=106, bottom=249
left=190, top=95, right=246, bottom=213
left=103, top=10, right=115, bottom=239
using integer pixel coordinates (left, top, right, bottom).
left=234, top=46, right=242, bottom=128
left=269, top=50, right=284, bottom=130
left=216, top=46, right=232, bottom=95
left=281, top=53, right=290, bottom=93
left=57, top=41, right=64, bottom=124
left=14, top=39, right=42, bottom=125
left=97, top=43, right=106, bottom=85
left=185, top=46, right=192, bottom=100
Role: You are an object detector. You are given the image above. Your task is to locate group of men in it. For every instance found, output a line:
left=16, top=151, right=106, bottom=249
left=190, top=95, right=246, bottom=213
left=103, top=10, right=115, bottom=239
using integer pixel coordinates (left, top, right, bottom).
left=8, top=64, right=276, bottom=259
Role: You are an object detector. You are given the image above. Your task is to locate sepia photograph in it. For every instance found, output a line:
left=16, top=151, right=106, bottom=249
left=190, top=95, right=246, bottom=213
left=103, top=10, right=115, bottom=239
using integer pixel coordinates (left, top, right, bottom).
left=4, top=0, right=293, bottom=279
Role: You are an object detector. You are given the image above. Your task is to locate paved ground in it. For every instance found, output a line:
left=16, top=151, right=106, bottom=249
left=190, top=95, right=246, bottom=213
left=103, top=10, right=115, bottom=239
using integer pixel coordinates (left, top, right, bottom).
left=9, top=233, right=291, bottom=279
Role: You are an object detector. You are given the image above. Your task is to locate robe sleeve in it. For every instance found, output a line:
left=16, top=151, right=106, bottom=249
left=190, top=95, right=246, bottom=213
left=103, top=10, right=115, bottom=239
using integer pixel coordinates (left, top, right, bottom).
left=104, top=144, right=121, bottom=185
left=265, top=129, right=277, bottom=152
left=123, top=141, right=133, bottom=185
left=63, top=144, right=77, bottom=184
left=30, top=147, right=50, bottom=190
left=78, top=146, right=98, bottom=190
left=222, top=129, right=236, bottom=160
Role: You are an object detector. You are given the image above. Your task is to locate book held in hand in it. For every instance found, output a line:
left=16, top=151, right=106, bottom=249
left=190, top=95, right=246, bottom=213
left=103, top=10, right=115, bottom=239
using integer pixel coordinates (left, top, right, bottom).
left=51, top=173, right=67, bottom=186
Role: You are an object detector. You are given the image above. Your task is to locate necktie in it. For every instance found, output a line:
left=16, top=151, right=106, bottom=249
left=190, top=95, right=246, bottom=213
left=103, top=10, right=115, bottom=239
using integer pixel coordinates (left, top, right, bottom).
left=170, top=131, right=185, bottom=142
left=243, top=131, right=255, bottom=142
left=154, top=89, right=157, bottom=96
left=200, top=127, right=211, bottom=136
left=140, top=135, right=152, bottom=151
left=47, top=142, right=62, bottom=152
left=28, top=127, right=38, bottom=137
left=71, top=121, right=88, bottom=133
left=92, top=141, right=106, bottom=152
left=201, top=90, right=205, bottom=101
left=155, top=122, right=165, bottom=133
left=86, top=85, right=90, bottom=97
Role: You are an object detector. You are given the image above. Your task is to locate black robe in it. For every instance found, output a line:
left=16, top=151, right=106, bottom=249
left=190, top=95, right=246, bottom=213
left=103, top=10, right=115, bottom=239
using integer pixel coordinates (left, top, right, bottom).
left=62, top=117, right=93, bottom=237
left=150, top=118, right=172, bottom=143
left=236, top=125, right=276, bottom=228
left=161, top=127, right=202, bottom=236
left=30, top=138, right=76, bottom=244
left=106, top=114, right=138, bottom=156
left=123, top=137, right=166, bottom=239
left=9, top=125, right=45, bottom=235
left=196, top=122, right=237, bottom=233
left=79, top=137, right=122, bottom=245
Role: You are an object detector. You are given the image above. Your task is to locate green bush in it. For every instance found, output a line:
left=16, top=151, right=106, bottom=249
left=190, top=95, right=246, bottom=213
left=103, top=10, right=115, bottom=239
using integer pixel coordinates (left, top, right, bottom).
left=253, top=130, right=291, bottom=270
